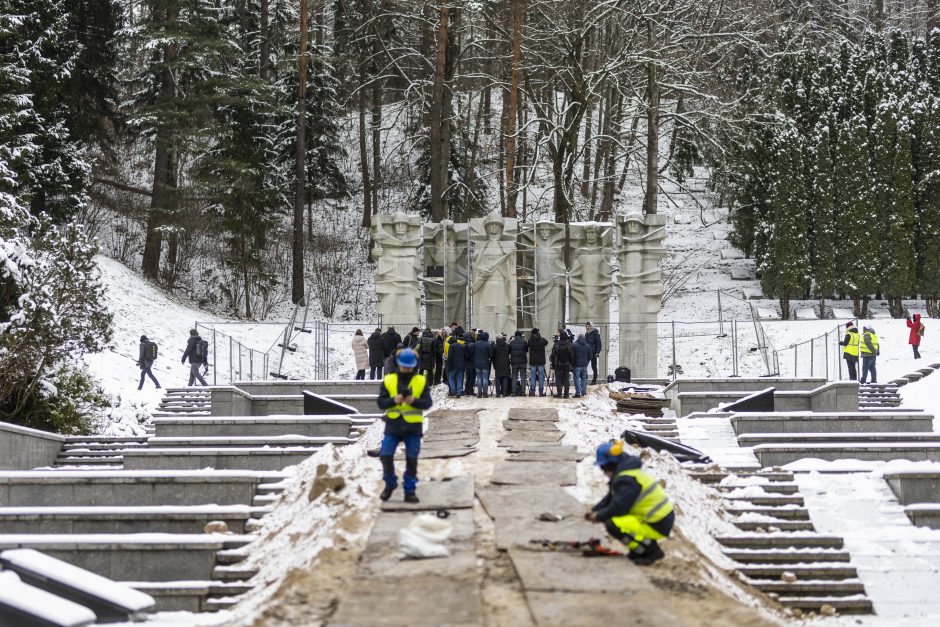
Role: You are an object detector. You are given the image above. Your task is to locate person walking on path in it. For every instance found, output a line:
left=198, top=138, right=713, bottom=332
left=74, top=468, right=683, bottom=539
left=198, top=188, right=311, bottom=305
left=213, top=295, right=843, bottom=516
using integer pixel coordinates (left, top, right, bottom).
left=585, top=323, right=602, bottom=385
left=840, top=321, right=860, bottom=381
left=509, top=330, right=528, bottom=396
left=382, top=326, right=402, bottom=356
left=859, top=325, right=880, bottom=384
left=585, top=441, right=675, bottom=565
left=432, top=329, right=447, bottom=385
left=376, top=349, right=432, bottom=504
left=417, top=329, right=435, bottom=379
left=367, top=328, right=386, bottom=380
left=352, top=329, right=368, bottom=380
left=137, top=335, right=161, bottom=390
left=492, top=333, right=512, bottom=397
left=572, top=333, right=592, bottom=398
left=527, top=328, right=549, bottom=397
left=445, top=329, right=467, bottom=397
left=473, top=331, right=494, bottom=398
left=551, top=332, right=574, bottom=399
left=907, top=314, right=925, bottom=359
left=182, top=329, right=208, bottom=386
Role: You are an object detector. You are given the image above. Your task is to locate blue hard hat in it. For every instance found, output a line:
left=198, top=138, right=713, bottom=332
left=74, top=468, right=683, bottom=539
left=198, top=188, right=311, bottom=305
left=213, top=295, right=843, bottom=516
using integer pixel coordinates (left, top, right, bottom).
left=396, top=348, right=418, bottom=368
left=595, top=441, right=624, bottom=466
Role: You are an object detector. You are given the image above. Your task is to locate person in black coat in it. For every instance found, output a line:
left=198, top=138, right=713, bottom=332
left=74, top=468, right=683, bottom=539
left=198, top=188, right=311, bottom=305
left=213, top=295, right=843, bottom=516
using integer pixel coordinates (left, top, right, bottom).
left=432, top=329, right=446, bottom=385
left=572, top=334, right=592, bottom=398
left=472, top=331, right=493, bottom=397
left=509, top=330, right=528, bottom=396
left=445, top=334, right=467, bottom=397
left=585, top=322, right=603, bottom=385
left=491, top=334, right=512, bottom=397
left=406, top=326, right=422, bottom=350
left=367, top=328, right=387, bottom=380
left=417, top=329, right=435, bottom=378
left=551, top=333, right=574, bottom=399
left=464, top=330, right=477, bottom=397
left=382, top=326, right=402, bottom=355
left=527, top=329, right=549, bottom=397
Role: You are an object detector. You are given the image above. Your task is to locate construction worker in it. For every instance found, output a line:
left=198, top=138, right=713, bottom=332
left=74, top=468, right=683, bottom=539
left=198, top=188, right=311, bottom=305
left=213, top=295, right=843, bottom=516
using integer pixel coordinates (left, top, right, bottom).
left=859, top=325, right=880, bottom=385
left=376, top=348, right=432, bottom=503
left=585, top=441, right=674, bottom=565
left=840, top=321, right=860, bottom=381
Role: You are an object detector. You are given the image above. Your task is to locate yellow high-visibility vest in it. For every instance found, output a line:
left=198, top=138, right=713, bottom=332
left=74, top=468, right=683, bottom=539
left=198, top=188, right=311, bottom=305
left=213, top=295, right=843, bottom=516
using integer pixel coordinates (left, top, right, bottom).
left=860, top=331, right=880, bottom=356
left=382, top=373, right=428, bottom=423
left=843, top=329, right=860, bottom=357
left=610, top=468, right=674, bottom=534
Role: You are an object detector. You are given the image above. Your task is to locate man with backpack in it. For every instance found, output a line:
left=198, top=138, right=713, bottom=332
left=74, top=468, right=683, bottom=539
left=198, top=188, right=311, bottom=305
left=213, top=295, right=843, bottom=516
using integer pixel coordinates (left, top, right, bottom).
left=417, top=329, right=435, bottom=379
left=527, top=328, right=549, bottom=397
left=182, top=329, right=209, bottom=386
left=137, top=335, right=161, bottom=390
left=551, top=332, right=574, bottom=399
left=585, top=322, right=603, bottom=385
left=509, top=330, right=528, bottom=396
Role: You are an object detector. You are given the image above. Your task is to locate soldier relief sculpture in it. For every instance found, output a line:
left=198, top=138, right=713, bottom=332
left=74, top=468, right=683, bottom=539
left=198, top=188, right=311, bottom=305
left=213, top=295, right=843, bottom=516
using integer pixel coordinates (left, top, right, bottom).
left=569, top=222, right=613, bottom=324
left=470, top=213, right=518, bottom=334
left=372, top=213, right=422, bottom=325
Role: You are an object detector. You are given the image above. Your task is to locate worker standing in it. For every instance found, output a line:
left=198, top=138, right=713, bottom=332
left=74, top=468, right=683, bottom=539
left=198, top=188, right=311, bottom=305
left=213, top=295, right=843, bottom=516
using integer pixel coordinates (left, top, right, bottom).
left=376, top=349, right=432, bottom=504
left=859, top=325, right=880, bottom=385
left=840, top=321, right=860, bottom=381
left=585, top=441, right=675, bottom=565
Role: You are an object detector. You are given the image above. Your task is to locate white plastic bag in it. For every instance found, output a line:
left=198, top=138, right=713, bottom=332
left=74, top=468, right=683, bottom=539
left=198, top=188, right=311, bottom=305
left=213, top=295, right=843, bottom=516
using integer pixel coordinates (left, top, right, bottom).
left=398, top=514, right=454, bottom=559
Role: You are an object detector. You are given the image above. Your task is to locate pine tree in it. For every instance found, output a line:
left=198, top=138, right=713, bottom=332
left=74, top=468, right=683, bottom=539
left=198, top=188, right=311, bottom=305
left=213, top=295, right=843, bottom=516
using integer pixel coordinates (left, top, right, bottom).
left=811, top=123, right=837, bottom=312
left=882, top=109, right=917, bottom=316
left=759, top=123, right=810, bottom=319
left=916, top=98, right=940, bottom=316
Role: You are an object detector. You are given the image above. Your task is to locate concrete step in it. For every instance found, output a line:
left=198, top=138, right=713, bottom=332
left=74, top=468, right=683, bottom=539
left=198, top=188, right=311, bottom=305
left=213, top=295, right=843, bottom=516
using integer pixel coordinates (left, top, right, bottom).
left=732, top=520, right=816, bottom=532
left=125, top=580, right=248, bottom=613
left=723, top=494, right=804, bottom=507
left=212, top=564, right=258, bottom=582
left=730, top=413, right=932, bottom=435
left=689, top=471, right=795, bottom=485
left=252, top=493, right=279, bottom=506
left=215, top=548, right=249, bottom=565
left=717, top=535, right=843, bottom=549
left=64, top=436, right=150, bottom=444
left=204, top=596, right=240, bottom=611
left=55, top=455, right=124, bottom=466
left=0, top=470, right=282, bottom=506
left=716, top=483, right=799, bottom=495
left=905, top=504, right=940, bottom=529
left=777, top=596, right=873, bottom=614
left=146, top=436, right=352, bottom=448
left=751, top=579, right=866, bottom=596
left=152, top=415, right=359, bottom=438
left=0, top=535, right=253, bottom=581
left=724, top=548, right=851, bottom=564
left=0, top=505, right=271, bottom=534
left=754, top=443, right=940, bottom=466
left=725, top=506, right=810, bottom=520
left=63, top=443, right=148, bottom=452
left=255, top=482, right=287, bottom=495
left=123, top=447, right=329, bottom=471
left=642, top=423, right=678, bottom=432
left=737, top=564, right=858, bottom=580
left=740, top=433, right=940, bottom=446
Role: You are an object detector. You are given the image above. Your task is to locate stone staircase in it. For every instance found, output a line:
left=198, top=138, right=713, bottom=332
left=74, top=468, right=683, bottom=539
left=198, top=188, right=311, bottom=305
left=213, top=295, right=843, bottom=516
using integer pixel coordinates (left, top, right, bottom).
left=691, top=468, right=873, bottom=614
left=633, top=414, right=679, bottom=441
left=153, top=388, right=213, bottom=418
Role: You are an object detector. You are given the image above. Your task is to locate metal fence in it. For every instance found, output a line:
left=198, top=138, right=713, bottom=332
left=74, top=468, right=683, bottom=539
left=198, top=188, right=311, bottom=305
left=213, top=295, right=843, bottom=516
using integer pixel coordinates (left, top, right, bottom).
left=194, top=323, right=274, bottom=385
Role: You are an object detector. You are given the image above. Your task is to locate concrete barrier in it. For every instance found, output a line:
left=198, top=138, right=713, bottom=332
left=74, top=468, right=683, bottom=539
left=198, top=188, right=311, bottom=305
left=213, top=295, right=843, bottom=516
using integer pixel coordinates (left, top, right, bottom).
left=211, top=387, right=377, bottom=416
left=731, top=413, right=933, bottom=435
left=677, top=381, right=858, bottom=416
left=884, top=471, right=940, bottom=505
left=0, top=422, right=64, bottom=470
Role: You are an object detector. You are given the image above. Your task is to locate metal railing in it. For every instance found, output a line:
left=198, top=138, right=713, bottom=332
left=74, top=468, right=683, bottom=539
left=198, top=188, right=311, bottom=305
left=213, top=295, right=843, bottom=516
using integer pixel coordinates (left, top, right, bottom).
left=194, top=323, right=273, bottom=385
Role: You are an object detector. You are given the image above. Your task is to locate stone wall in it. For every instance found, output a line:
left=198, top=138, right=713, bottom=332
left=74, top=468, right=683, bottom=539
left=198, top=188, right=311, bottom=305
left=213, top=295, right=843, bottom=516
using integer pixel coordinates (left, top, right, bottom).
left=0, top=421, right=64, bottom=470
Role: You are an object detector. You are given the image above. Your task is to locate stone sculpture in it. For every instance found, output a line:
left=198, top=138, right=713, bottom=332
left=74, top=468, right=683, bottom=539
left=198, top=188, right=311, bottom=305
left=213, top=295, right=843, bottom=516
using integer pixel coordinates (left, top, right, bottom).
left=372, top=213, right=422, bottom=326
left=569, top=222, right=613, bottom=324
left=470, top=213, right=517, bottom=335
left=520, top=221, right=567, bottom=334
left=423, top=220, right=469, bottom=328
left=615, top=212, right=667, bottom=378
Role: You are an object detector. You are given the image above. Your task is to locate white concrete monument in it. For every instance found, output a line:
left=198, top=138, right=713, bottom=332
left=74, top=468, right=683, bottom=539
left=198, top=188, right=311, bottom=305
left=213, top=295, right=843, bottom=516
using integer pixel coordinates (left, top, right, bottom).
left=372, top=212, right=422, bottom=325
left=569, top=222, right=613, bottom=324
left=423, top=220, right=469, bottom=328
left=523, top=221, right=566, bottom=334
left=470, top=213, right=517, bottom=334
left=615, top=212, right=667, bottom=377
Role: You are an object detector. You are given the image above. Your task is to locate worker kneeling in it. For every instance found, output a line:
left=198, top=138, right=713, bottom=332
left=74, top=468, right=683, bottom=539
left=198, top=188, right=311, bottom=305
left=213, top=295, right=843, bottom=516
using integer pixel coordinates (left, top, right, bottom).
left=377, top=348, right=433, bottom=504
left=585, top=441, right=675, bottom=565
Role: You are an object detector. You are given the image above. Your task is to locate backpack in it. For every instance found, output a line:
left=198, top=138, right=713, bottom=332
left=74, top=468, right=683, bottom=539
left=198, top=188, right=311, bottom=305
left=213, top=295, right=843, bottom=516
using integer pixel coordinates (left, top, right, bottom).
left=614, top=366, right=631, bottom=383
left=420, top=337, right=433, bottom=356
left=147, top=341, right=158, bottom=361
left=195, top=339, right=209, bottom=359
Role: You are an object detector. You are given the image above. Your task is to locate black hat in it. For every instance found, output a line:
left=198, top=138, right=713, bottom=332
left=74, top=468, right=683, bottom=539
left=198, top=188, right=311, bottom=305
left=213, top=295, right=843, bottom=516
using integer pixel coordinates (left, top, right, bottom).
left=515, top=330, right=522, bottom=337
left=532, top=328, right=540, bottom=334
left=411, top=326, right=420, bottom=333
left=140, top=335, right=148, bottom=342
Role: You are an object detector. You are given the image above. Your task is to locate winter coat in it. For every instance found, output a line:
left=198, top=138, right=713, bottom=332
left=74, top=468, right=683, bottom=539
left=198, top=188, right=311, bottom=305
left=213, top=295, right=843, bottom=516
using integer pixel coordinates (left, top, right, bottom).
left=492, top=337, right=512, bottom=377
left=572, top=338, right=592, bottom=368
left=591, top=454, right=675, bottom=538
left=418, top=331, right=435, bottom=371
left=384, top=353, right=398, bottom=375
left=585, top=328, right=602, bottom=357
left=138, top=341, right=154, bottom=370
left=509, top=334, right=528, bottom=366
left=182, top=335, right=205, bottom=365
left=406, top=332, right=422, bottom=350
left=432, top=334, right=445, bottom=361
left=382, top=329, right=402, bottom=355
left=376, top=371, right=433, bottom=437
left=473, top=333, right=493, bottom=370
left=552, top=338, right=574, bottom=368
left=367, top=331, right=386, bottom=368
left=528, top=332, right=549, bottom=367
left=352, top=334, right=369, bottom=370
left=445, top=337, right=467, bottom=370
left=908, top=315, right=924, bottom=346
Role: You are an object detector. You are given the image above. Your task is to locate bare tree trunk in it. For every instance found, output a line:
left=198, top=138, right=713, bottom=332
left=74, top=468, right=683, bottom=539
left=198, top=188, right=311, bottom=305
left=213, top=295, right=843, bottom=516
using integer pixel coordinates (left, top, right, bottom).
left=429, top=6, right=449, bottom=222
left=358, top=67, right=372, bottom=228
left=600, top=92, right=623, bottom=221
left=243, top=235, right=252, bottom=318
left=590, top=86, right=609, bottom=211
left=504, top=0, right=523, bottom=217
left=143, top=0, right=179, bottom=281
left=371, top=83, right=382, bottom=213
left=644, top=19, right=660, bottom=216
left=292, top=0, right=309, bottom=304
left=581, top=101, right=593, bottom=199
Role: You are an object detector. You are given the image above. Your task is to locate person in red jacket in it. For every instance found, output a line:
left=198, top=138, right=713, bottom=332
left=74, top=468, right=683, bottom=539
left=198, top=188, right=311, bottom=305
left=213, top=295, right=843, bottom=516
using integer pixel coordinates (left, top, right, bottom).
left=907, top=314, right=925, bottom=359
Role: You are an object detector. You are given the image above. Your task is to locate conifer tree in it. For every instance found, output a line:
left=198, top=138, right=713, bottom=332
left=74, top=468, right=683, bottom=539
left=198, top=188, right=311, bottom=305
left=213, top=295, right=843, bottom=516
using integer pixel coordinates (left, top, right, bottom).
left=759, top=124, right=810, bottom=319
left=811, top=124, right=837, bottom=312
left=916, top=99, right=940, bottom=316
left=881, top=111, right=917, bottom=316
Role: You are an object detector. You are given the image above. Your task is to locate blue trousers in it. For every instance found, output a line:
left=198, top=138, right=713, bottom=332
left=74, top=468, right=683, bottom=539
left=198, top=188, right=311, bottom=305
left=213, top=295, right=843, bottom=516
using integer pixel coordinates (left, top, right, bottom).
left=860, top=356, right=877, bottom=384
left=573, top=366, right=588, bottom=396
left=476, top=369, right=490, bottom=395
left=370, top=366, right=383, bottom=380
left=529, top=366, right=546, bottom=393
left=379, top=433, right=421, bottom=493
left=448, top=367, right=464, bottom=396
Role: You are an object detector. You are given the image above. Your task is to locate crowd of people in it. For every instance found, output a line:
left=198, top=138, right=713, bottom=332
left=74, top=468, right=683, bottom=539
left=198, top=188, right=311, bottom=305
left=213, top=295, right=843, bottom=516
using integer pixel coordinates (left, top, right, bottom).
left=352, top=322, right=604, bottom=399
left=840, top=315, right=926, bottom=384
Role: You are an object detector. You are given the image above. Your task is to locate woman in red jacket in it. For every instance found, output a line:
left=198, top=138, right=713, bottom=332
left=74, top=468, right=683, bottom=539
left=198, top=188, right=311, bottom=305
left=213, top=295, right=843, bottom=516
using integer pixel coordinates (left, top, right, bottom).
left=907, top=314, right=925, bottom=359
